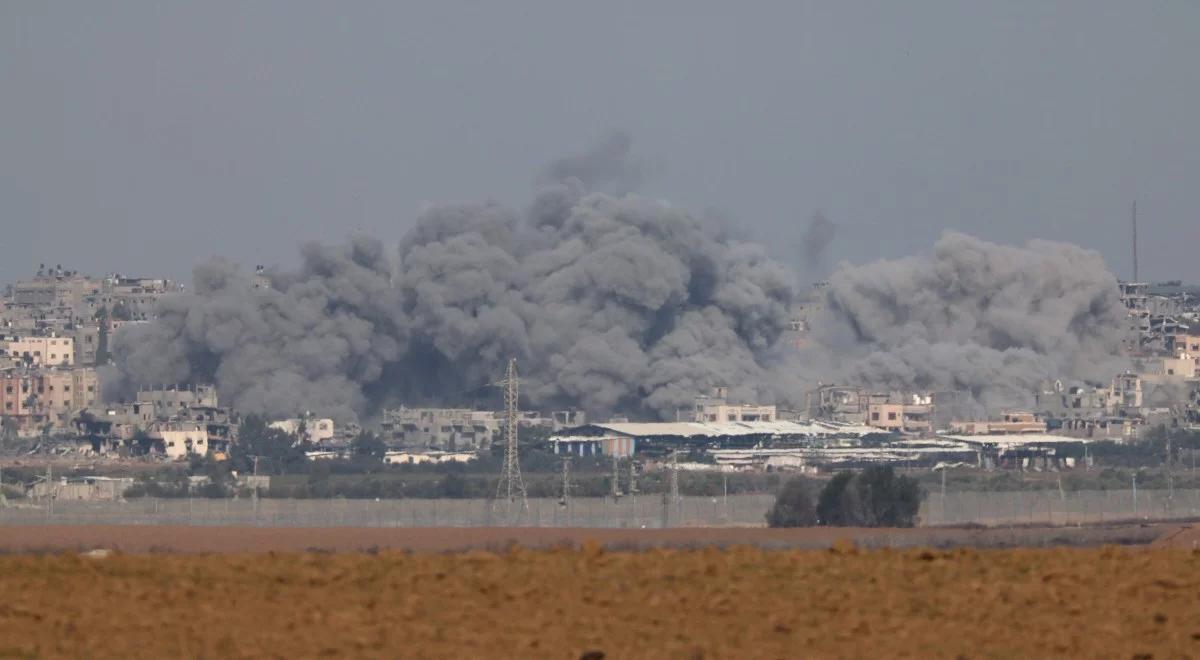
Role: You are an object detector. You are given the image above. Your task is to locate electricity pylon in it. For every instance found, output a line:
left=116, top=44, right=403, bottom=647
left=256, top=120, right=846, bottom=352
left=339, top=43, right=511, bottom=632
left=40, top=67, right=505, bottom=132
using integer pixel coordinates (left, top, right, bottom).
left=494, top=358, right=528, bottom=517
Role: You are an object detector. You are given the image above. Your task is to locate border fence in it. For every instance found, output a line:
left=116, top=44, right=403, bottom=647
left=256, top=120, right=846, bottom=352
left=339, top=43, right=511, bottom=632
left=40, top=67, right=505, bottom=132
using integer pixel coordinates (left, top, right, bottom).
left=3, top=489, right=1200, bottom=528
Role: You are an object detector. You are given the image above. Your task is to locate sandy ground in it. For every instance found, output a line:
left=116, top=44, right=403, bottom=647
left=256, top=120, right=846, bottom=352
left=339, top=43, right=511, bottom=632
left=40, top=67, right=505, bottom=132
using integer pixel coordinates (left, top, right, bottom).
left=2, top=545, right=1200, bottom=658
left=0, top=522, right=1175, bottom=554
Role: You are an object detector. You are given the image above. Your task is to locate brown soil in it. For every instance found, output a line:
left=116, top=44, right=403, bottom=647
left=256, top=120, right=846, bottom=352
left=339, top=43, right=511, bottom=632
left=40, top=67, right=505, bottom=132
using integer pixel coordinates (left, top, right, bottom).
left=2, top=545, right=1200, bottom=658
left=0, top=522, right=1175, bottom=554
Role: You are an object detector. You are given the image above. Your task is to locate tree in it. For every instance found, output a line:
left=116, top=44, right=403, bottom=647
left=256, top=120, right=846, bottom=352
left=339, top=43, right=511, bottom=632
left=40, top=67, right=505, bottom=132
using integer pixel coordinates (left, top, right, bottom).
left=765, top=476, right=818, bottom=527
left=816, top=466, right=923, bottom=527
left=816, top=471, right=855, bottom=526
left=352, top=431, right=386, bottom=459
left=229, top=416, right=310, bottom=475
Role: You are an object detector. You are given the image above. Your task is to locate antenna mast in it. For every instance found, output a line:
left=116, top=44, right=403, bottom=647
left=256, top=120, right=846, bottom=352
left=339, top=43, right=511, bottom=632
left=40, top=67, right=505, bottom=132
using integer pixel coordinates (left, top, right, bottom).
left=558, top=456, right=572, bottom=509
left=1132, top=201, right=1138, bottom=282
left=494, top=358, right=528, bottom=513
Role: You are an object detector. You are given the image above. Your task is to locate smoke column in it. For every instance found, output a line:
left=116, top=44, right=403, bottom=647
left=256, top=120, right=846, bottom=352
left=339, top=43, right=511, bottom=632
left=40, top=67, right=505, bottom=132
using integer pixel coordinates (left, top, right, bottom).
left=808, top=231, right=1131, bottom=411
left=108, top=136, right=797, bottom=421
left=107, top=137, right=1131, bottom=422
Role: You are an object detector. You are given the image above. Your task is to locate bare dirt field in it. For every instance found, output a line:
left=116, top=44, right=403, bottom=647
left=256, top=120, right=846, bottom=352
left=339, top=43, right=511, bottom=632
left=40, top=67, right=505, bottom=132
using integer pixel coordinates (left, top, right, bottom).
left=3, top=544, right=1200, bottom=658
left=0, top=521, right=1175, bottom=554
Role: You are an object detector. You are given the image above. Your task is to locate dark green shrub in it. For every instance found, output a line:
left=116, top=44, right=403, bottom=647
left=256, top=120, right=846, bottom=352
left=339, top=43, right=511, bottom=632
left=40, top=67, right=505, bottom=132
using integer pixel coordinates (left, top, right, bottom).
left=817, top=466, right=923, bottom=527
left=765, top=476, right=818, bottom=527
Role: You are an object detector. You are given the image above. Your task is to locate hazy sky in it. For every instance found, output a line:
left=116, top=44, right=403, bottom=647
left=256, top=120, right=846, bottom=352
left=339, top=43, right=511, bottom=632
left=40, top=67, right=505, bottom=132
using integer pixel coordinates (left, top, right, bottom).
left=3, top=2, right=1198, bottom=286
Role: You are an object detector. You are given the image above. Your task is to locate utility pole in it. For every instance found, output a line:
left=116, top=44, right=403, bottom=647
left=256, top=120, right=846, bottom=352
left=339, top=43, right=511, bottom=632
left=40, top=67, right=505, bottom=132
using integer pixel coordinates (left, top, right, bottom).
left=611, top=454, right=622, bottom=500
left=558, top=456, right=572, bottom=522
left=940, top=466, right=947, bottom=524
left=1132, top=473, right=1138, bottom=516
left=670, top=450, right=681, bottom=522
left=1166, top=432, right=1174, bottom=516
left=494, top=358, right=528, bottom=515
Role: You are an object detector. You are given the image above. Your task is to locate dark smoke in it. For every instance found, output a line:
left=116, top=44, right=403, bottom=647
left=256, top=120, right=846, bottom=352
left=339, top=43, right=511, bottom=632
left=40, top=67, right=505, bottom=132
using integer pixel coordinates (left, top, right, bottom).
left=108, top=137, right=797, bottom=422
left=808, top=231, right=1131, bottom=412
left=107, top=137, right=1131, bottom=423
left=800, top=211, right=836, bottom=264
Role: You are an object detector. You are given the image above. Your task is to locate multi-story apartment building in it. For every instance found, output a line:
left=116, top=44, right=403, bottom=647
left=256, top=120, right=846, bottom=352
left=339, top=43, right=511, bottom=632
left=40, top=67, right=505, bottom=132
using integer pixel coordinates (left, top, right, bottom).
left=0, top=335, right=75, bottom=366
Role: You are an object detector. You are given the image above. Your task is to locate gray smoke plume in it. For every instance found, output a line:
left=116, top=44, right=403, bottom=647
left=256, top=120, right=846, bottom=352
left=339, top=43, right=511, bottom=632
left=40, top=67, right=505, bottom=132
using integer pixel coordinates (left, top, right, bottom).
left=108, top=137, right=797, bottom=421
left=108, top=136, right=1132, bottom=423
left=808, top=231, right=1131, bottom=412
left=538, top=130, right=645, bottom=194
left=800, top=211, right=836, bottom=264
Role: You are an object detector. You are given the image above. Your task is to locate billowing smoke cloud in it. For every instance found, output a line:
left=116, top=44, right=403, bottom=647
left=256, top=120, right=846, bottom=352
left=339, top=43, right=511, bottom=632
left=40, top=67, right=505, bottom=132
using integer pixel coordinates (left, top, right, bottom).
left=105, top=237, right=406, bottom=422
left=108, top=137, right=1132, bottom=424
left=538, top=130, right=645, bottom=194
left=808, top=231, right=1131, bottom=412
left=108, top=137, right=798, bottom=422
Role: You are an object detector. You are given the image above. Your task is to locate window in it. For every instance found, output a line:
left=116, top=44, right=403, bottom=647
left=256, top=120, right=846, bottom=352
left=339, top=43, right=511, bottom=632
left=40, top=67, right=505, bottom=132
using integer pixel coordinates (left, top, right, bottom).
left=871, top=412, right=880, bottom=421
left=887, top=412, right=897, bottom=421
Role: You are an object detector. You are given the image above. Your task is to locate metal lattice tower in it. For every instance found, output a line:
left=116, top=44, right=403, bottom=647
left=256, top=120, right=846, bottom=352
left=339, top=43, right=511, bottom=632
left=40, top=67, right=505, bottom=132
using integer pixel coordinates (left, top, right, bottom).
left=494, top=358, right=528, bottom=510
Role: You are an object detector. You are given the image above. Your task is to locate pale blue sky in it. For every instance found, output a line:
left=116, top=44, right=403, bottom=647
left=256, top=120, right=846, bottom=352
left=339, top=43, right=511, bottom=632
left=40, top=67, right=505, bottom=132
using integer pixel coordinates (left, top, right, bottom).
left=3, top=1, right=1197, bottom=284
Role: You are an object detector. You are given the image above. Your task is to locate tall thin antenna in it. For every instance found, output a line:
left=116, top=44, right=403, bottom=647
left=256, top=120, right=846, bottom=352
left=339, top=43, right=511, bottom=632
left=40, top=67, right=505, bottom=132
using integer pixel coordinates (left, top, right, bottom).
left=494, top=358, right=528, bottom=513
left=558, top=456, right=572, bottom=510
left=1132, top=201, right=1139, bottom=282
left=670, top=449, right=681, bottom=524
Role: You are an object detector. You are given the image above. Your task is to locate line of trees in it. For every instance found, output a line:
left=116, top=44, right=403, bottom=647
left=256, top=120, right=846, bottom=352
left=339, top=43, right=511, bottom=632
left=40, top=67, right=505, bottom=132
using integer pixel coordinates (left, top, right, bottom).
left=766, top=466, right=923, bottom=528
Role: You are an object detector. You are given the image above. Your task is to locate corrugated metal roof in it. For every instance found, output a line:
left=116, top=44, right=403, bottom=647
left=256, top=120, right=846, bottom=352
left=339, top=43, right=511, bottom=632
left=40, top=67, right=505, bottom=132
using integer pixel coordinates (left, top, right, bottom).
left=939, top=433, right=1091, bottom=446
left=583, top=420, right=872, bottom=439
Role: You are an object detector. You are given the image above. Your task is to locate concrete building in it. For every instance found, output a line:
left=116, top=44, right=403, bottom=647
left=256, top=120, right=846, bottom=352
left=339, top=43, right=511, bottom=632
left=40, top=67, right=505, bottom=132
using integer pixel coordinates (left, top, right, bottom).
left=382, top=450, right=477, bottom=465
left=1156, top=353, right=1198, bottom=379
left=0, top=335, right=75, bottom=366
left=0, top=367, right=98, bottom=433
left=151, top=422, right=210, bottom=460
left=866, top=395, right=933, bottom=434
left=551, top=420, right=876, bottom=458
left=380, top=407, right=504, bottom=450
left=1058, top=416, right=1143, bottom=442
left=72, top=324, right=101, bottom=365
left=0, top=370, right=33, bottom=419
left=136, top=384, right=219, bottom=415
left=949, top=412, right=1047, bottom=436
left=689, top=388, right=776, bottom=423
left=549, top=434, right=637, bottom=458
left=27, top=476, right=135, bottom=501
left=270, top=417, right=335, bottom=445
left=11, top=271, right=100, bottom=309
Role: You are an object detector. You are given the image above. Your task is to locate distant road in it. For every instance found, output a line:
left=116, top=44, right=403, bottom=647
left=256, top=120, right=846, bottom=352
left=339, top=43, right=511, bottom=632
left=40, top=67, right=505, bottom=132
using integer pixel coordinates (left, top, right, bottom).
left=0, top=522, right=1171, bottom=554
